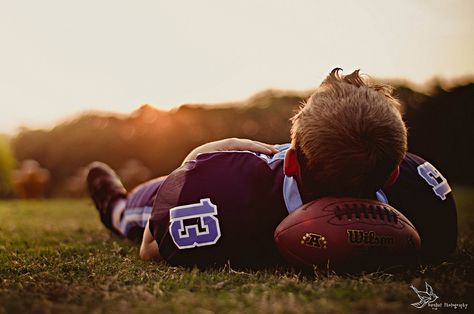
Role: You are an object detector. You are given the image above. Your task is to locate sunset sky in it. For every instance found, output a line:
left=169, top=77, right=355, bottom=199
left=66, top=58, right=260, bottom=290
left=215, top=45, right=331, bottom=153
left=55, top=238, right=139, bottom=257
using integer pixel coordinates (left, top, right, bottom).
left=1, top=0, right=473, bottom=133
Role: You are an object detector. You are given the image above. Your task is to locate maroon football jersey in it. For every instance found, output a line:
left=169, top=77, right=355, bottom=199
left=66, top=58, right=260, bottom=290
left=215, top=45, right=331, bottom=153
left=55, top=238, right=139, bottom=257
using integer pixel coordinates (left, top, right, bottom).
left=149, top=147, right=297, bottom=268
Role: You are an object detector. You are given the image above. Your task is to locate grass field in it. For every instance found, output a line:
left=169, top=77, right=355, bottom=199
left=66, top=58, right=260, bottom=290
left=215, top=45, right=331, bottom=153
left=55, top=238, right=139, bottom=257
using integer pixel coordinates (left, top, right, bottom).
left=1, top=186, right=473, bottom=313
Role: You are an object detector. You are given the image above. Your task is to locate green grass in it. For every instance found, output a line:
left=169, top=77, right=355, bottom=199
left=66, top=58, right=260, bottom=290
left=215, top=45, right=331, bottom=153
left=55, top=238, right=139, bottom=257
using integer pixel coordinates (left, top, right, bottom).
left=1, top=186, right=473, bottom=313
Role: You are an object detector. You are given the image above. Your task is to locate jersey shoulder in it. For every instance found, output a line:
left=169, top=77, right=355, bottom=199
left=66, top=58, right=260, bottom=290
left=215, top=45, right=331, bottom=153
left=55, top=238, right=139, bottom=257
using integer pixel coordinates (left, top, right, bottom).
left=383, top=152, right=457, bottom=260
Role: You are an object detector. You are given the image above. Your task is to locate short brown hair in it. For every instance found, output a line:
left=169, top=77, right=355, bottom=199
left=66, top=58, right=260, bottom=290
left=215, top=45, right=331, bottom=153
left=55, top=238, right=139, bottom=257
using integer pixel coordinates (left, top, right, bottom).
left=291, top=68, right=407, bottom=198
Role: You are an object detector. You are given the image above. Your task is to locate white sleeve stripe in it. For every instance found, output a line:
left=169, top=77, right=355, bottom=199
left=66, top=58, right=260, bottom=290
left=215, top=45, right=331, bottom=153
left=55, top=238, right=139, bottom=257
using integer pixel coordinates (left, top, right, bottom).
left=283, top=175, right=303, bottom=214
left=376, top=190, right=389, bottom=204
left=119, top=207, right=152, bottom=235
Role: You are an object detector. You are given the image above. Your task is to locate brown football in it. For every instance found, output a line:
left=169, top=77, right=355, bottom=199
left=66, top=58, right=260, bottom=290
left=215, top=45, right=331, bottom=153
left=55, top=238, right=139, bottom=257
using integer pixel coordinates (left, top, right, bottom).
left=274, top=197, right=421, bottom=272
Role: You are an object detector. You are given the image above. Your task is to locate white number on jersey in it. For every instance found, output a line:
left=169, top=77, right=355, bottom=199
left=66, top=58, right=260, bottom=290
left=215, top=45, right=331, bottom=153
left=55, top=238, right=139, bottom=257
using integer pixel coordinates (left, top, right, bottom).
left=417, top=162, right=451, bottom=200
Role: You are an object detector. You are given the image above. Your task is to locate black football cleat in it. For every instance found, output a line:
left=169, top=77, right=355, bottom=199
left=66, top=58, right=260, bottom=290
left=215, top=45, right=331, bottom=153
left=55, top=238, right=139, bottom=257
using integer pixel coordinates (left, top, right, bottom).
left=86, top=161, right=127, bottom=230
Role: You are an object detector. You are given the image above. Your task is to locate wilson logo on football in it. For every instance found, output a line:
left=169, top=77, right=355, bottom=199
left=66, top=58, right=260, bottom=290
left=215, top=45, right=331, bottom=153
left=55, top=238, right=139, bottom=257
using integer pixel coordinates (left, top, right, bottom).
left=301, top=233, right=327, bottom=249
left=347, top=229, right=394, bottom=246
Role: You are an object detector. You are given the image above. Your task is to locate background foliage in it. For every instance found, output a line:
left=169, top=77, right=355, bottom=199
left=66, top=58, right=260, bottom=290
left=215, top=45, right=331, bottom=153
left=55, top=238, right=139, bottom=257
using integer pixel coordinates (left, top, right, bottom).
left=0, top=134, right=15, bottom=198
left=9, top=81, right=474, bottom=196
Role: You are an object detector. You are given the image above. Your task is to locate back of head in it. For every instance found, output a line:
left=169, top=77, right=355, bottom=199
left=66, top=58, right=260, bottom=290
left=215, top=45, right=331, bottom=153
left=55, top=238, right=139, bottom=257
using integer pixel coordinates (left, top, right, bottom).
left=291, top=68, right=407, bottom=198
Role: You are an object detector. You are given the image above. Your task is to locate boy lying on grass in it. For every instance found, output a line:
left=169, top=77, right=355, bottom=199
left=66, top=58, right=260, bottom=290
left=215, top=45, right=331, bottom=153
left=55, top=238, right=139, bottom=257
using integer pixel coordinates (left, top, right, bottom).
left=86, top=69, right=457, bottom=269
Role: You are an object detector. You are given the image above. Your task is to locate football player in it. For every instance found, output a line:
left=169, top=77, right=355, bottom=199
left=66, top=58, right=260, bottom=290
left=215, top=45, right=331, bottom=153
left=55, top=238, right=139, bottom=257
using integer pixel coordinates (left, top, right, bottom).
left=87, top=69, right=457, bottom=268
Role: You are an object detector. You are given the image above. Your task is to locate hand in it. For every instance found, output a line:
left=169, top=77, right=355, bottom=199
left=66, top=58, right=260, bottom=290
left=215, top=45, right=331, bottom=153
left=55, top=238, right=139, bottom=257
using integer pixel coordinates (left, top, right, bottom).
left=139, top=221, right=161, bottom=261
left=183, top=138, right=278, bottom=163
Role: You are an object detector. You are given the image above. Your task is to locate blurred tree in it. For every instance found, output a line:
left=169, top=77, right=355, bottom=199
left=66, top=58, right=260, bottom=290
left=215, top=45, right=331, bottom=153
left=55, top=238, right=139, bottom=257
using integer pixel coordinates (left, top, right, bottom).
left=12, top=160, right=50, bottom=198
left=119, top=159, right=152, bottom=191
left=65, top=167, right=88, bottom=198
left=407, top=83, right=474, bottom=185
left=0, top=135, right=16, bottom=198
left=12, top=90, right=307, bottom=196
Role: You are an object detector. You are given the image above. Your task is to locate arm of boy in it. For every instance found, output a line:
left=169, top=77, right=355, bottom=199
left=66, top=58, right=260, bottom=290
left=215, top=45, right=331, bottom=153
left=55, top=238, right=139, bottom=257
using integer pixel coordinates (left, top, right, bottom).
left=182, top=138, right=278, bottom=164
left=139, top=220, right=161, bottom=261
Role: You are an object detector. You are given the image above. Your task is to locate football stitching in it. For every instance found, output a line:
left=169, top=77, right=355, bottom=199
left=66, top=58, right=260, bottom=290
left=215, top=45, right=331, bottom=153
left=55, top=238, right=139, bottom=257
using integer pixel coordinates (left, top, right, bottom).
left=334, top=203, right=399, bottom=223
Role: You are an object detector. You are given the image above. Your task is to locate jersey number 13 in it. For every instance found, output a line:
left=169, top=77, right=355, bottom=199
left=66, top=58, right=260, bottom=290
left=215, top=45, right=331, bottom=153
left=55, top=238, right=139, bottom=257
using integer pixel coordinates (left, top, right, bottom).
left=169, top=198, right=221, bottom=249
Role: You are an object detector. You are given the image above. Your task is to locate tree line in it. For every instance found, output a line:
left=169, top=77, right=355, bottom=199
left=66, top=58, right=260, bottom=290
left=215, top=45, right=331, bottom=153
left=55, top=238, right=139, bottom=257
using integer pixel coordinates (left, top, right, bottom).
left=9, top=82, right=474, bottom=197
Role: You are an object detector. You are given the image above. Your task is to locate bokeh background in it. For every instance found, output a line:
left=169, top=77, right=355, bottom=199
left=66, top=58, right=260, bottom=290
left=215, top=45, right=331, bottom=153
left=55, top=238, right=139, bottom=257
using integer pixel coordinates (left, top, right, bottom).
left=0, top=0, right=473, bottom=198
